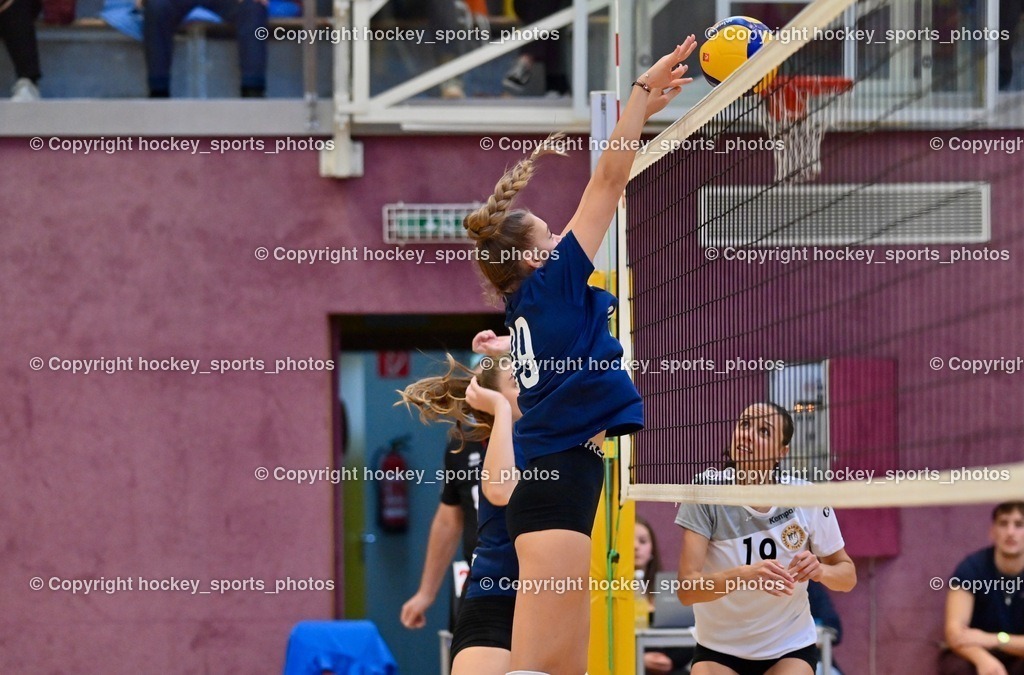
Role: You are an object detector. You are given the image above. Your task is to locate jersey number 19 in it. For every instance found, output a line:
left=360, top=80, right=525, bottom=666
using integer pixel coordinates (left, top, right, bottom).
left=742, top=537, right=778, bottom=564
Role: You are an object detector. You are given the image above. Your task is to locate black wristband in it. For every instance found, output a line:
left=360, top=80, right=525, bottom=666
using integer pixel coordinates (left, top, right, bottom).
left=632, top=78, right=652, bottom=93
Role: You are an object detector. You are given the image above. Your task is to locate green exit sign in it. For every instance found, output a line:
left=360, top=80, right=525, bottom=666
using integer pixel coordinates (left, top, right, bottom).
left=383, top=203, right=481, bottom=244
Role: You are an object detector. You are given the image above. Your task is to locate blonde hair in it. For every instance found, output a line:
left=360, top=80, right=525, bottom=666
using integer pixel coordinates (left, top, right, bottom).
left=396, top=353, right=509, bottom=452
left=463, top=133, right=567, bottom=295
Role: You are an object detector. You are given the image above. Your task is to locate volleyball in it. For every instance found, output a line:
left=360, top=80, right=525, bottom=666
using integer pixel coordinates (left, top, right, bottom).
left=700, top=16, right=775, bottom=92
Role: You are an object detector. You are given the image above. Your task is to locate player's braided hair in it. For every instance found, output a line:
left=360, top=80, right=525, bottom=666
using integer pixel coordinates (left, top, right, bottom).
left=395, top=353, right=510, bottom=452
left=463, top=133, right=567, bottom=295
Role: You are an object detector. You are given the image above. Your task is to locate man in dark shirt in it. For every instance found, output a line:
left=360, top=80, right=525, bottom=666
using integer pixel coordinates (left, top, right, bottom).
left=399, top=437, right=483, bottom=630
left=942, top=502, right=1024, bottom=675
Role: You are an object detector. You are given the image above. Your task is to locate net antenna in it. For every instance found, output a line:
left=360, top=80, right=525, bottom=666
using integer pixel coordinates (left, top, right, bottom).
left=759, top=75, right=854, bottom=183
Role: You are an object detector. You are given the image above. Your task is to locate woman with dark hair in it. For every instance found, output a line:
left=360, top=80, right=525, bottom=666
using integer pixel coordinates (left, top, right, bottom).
left=636, top=517, right=691, bottom=675
left=675, top=403, right=857, bottom=675
left=636, top=517, right=660, bottom=598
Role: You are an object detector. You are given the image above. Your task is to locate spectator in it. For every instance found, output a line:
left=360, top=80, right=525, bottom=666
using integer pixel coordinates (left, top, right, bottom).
left=636, top=517, right=691, bottom=675
left=503, top=0, right=570, bottom=96
left=941, top=501, right=1024, bottom=675
left=429, top=0, right=470, bottom=99
left=141, top=0, right=268, bottom=97
left=1000, top=0, right=1024, bottom=89
left=0, top=0, right=42, bottom=101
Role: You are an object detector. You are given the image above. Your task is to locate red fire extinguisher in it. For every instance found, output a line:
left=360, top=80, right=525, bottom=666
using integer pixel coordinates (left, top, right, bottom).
left=375, top=435, right=410, bottom=533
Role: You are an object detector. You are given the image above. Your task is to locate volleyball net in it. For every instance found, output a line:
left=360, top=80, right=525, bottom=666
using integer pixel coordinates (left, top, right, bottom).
left=619, top=0, right=1024, bottom=508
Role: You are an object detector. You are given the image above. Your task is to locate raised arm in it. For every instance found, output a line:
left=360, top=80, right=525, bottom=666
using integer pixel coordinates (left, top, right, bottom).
left=563, top=37, right=697, bottom=261
left=465, top=376, right=518, bottom=506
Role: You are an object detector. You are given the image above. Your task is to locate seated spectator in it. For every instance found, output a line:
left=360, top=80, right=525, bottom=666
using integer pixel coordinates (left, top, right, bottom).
left=0, top=0, right=42, bottom=100
left=140, top=0, right=268, bottom=97
left=502, top=0, right=570, bottom=97
left=636, top=517, right=691, bottom=675
left=1000, top=0, right=1023, bottom=89
left=941, top=501, right=1024, bottom=675
left=429, top=0, right=467, bottom=99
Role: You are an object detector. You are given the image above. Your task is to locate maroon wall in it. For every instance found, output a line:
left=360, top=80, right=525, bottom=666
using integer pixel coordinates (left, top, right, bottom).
left=0, top=135, right=588, bottom=673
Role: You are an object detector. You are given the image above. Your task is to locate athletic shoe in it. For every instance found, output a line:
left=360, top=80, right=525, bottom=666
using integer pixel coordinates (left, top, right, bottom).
left=11, top=78, right=40, bottom=102
left=503, top=58, right=532, bottom=94
left=441, top=78, right=465, bottom=99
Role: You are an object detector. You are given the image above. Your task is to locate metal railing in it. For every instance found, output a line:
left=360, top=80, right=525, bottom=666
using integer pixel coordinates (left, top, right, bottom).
left=332, top=0, right=612, bottom=130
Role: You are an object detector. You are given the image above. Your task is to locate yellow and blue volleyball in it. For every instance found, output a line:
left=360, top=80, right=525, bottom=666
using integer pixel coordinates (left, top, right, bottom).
left=700, top=16, right=774, bottom=91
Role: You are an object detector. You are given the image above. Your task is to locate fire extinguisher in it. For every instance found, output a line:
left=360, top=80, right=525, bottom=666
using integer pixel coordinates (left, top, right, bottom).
left=375, top=435, right=410, bottom=533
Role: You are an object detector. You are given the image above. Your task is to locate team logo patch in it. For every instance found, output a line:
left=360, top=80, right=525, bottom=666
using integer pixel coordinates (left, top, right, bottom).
left=781, top=523, right=807, bottom=551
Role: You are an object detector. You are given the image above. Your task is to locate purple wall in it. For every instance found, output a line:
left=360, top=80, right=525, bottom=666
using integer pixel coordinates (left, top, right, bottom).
left=0, top=136, right=588, bottom=673
left=632, top=131, right=1024, bottom=674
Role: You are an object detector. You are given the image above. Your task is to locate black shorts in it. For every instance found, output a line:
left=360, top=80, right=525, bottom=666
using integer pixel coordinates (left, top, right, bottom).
left=692, top=643, right=818, bottom=675
left=504, top=443, right=605, bottom=541
left=449, top=595, right=516, bottom=660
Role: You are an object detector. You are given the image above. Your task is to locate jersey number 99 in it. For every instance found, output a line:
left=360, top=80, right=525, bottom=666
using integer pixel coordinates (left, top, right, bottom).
left=510, top=317, right=539, bottom=390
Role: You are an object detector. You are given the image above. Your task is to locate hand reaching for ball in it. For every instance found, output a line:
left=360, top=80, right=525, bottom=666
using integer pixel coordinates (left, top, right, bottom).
left=641, top=37, right=698, bottom=118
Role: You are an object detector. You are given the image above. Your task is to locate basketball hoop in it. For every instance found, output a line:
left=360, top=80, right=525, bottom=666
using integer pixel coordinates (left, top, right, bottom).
left=759, top=75, right=853, bottom=183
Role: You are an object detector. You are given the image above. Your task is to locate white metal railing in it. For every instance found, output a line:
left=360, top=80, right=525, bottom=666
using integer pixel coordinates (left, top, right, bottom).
left=318, top=0, right=716, bottom=174
left=320, top=0, right=624, bottom=175
left=0, top=0, right=1010, bottom=157
left=337, top=0, right=612, bottom=128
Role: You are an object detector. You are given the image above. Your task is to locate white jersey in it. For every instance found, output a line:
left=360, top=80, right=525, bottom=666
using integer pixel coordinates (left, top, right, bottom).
left=675, top=471, right=845, bottom=660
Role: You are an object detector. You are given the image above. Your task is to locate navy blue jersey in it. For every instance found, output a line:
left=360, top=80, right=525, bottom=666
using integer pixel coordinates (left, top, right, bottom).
left=464, top=494, right=517, bottom=599
left=505, top=232, right=643, bottom=460
left=464, top=441, right=523, bottom=599
left=950, top=547, right=1024, bottom=633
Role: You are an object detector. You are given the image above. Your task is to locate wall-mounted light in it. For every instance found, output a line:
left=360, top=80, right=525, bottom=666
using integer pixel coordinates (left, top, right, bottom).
left=794, top=401, right=818, bottom=414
